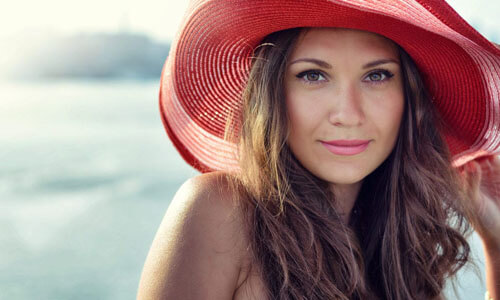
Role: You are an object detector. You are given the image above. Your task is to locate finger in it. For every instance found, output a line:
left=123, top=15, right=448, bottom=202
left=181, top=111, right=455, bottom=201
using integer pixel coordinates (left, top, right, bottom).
left=470, top=160, right=483, bottom=181
left=479, top=155, right=500, bottom=177
left=465, top=161, right=487, bottom=223
left=464, top=161, right=482, bottom=197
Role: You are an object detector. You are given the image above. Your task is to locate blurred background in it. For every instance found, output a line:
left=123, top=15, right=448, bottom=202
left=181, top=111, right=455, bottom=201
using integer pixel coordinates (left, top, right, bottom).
left=0, top=1, right=498, bottom=299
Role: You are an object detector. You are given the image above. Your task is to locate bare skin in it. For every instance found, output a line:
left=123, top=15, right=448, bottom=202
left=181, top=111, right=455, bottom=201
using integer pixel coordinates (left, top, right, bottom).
left=459, top=156, right=500, bottom=300
left=138, top=28, right=404, bottom=300
left=332, top=180, right=363, bottom=223
left=284, top=28, right=404, bottom=223
left=137, top=28, right=500, bottom=299
left=136, top=171, right=266, bottom=300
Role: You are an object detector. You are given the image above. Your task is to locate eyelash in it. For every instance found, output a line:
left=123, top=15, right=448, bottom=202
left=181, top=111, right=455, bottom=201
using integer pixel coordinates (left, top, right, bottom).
left=296, top=69, right=395, bottom=85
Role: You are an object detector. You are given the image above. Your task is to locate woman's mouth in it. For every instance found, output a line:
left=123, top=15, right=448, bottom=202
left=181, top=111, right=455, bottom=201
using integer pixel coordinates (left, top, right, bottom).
left=320, top=140, right=371, bottom=156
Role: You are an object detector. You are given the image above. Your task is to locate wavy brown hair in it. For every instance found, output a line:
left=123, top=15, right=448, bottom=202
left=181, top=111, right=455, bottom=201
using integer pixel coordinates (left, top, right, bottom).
left=225, top=28, right=475, bottom=300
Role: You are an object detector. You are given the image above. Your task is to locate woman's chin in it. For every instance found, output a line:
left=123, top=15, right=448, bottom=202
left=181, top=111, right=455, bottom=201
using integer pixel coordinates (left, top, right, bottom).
left=322, top=172, right=367, bottom=186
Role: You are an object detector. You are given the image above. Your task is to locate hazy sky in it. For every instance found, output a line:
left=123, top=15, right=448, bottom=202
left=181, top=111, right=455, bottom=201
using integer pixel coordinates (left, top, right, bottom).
left=0, top=0, right=498, bottom=43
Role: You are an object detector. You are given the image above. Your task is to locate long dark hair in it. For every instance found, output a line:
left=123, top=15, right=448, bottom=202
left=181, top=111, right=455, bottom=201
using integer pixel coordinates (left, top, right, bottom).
left=225, top=27, right=474, bottom=300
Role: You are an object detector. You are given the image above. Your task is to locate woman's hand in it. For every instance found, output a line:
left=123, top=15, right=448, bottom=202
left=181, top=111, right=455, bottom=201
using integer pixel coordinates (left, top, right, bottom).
left=459, top=155, right=500, bottom=249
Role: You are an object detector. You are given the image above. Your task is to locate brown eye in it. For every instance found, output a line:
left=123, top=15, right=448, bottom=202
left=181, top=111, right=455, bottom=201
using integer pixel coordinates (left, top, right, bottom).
left=364, top=70, right=394, bottom=84
left=305, top=72, right=321, bottom=81
left=368, top=72, right=383, bottom=81
left=296, top=70, right=326, bottom=84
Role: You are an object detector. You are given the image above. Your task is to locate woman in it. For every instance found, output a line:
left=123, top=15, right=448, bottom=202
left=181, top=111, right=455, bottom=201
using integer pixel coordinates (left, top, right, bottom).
left=137, top=1, right=500, bottom=299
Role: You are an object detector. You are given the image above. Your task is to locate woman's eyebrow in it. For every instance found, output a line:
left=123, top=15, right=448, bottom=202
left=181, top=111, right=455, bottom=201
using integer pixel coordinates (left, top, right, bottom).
left=288, top=58, right=332, bottom=69
left=289, top=58, right=399, bottom=69
left=362, top=58, right=399, bottom=69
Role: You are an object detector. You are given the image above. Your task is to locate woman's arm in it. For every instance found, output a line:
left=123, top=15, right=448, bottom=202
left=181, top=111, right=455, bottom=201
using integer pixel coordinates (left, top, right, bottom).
left=137, top=173, right=247, bottom=299
left=483, top=240, right=500, bottom=300
left=460, top=156, right=500, bottom=300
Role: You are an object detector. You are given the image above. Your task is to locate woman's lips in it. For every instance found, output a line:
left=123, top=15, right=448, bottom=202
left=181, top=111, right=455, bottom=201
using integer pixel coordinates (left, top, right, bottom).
left=320, top=140, right=371, bottom=156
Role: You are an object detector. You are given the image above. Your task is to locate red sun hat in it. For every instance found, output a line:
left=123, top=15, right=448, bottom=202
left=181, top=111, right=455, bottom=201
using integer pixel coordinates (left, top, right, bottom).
left=160, top=0, right=500, bottom=173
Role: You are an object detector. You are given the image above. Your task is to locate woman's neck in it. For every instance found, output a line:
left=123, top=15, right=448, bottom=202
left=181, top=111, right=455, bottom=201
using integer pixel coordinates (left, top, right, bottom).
left=330, top=181, right=363, bottom=223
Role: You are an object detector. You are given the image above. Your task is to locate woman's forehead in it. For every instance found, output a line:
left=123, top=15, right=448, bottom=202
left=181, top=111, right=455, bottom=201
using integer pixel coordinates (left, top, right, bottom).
left=292, top=27, right=399, bottom=58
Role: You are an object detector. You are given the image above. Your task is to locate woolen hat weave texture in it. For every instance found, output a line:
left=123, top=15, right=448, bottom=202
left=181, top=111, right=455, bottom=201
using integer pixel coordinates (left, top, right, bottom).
left=160, top=0, right=500, bottom=173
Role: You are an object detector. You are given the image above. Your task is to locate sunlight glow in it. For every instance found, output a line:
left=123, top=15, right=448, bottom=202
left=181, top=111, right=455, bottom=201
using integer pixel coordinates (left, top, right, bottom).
left=0, top=0, right=189, bottom=42
left=0, top=1, right=498, bottom=43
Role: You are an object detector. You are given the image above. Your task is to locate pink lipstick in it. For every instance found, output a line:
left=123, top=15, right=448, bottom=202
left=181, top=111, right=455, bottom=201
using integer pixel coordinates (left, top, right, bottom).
left=321, top=139, right=371, bottom=156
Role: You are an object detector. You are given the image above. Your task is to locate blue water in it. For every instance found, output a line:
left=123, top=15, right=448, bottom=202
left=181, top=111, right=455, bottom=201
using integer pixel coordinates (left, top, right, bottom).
left=0, top=79, right=486, bottom=299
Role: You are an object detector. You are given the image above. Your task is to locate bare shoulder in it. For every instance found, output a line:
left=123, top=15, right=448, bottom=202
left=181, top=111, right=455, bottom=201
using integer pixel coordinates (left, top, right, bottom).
left=178, top=171, right=242, bottom=215
left=137, top=171, right=250, bottom=300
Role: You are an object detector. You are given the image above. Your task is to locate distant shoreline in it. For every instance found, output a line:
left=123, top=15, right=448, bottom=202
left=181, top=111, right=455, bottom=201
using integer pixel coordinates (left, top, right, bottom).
left=0, top=32, right=170, bottom=80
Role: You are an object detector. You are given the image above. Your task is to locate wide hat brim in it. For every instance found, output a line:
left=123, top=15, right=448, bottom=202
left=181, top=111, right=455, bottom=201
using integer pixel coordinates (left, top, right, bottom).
left=160, top=0, right=500, bottom=173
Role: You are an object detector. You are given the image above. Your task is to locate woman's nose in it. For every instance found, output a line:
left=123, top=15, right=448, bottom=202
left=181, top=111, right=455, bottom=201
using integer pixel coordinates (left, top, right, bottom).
left=328, top=83, right=365, bottom=127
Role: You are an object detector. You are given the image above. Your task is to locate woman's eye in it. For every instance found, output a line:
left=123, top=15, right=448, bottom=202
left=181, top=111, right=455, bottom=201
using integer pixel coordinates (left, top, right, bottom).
left=296, top=70, right=326, bottom=83
left=295, top=69, right=393, bottom=85
left=365, top=70, right=394, bottom=83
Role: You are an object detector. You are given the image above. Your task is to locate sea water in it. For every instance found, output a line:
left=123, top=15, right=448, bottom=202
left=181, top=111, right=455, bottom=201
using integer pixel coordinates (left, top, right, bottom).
left=0, top=79, right=485, bottom=299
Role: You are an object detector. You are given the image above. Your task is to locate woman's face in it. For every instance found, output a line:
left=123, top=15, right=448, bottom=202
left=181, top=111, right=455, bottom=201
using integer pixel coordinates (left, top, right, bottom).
left=284, top=28, right=404, bottom=188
